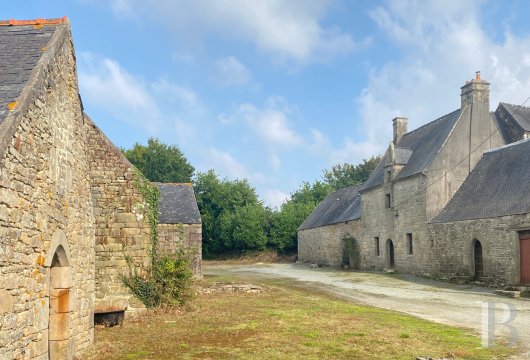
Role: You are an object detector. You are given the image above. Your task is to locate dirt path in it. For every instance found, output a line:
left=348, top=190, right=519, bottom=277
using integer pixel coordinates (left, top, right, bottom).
left=204, top=263, right=530, bottom=358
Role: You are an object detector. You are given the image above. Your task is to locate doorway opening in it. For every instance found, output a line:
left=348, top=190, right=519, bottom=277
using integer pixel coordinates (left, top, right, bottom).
left=386, top=239, right=395, bottom=268
left=342, top=237, right=359, bottom=270
left=49, top=245, right=71, bottom=359
left=473, top=240, right=483, bottom=280
left=519, top=231, right=530, bottom=284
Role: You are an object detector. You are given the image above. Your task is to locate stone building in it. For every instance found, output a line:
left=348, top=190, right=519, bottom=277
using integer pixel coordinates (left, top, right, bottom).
left=297, top=184, right=362, bottom=268
left=0, top=18, right=201, bottom=359
left=431, top=138, right=530, bottom=286
left=157, top=183, right=202, bottom=276
left=298, top=72, right=530, bottom=287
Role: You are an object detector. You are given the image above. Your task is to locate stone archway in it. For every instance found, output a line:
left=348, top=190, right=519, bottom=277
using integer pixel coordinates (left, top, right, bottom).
left=46, top=231, right=72, bottom=360
left=473, top=239, right=483, bottom=281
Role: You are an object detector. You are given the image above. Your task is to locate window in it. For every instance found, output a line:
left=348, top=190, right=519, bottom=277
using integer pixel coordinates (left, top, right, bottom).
left=385, top=194, right=391, bottom=208
left=375, top=237, right=380, bottom=256
left=386, top=170, right=392, bottom=182
left=407, top=233, right=413, bottom=255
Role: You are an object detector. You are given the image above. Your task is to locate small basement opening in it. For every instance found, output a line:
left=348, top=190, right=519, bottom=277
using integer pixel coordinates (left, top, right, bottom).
left=94, top=310, right=125, bottom=327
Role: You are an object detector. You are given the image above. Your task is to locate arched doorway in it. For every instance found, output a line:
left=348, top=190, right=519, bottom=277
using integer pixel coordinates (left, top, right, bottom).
left=46, top=232, right=72, bottom=360
left=386, top=239, right=395, bottom=268
left=342, top=237, right=359, bottom=270
left=473, top=240, right=483, bottom=280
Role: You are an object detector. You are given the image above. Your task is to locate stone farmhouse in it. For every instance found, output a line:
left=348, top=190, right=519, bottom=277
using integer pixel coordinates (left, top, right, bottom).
left=299, top=72, right=530, bottom=288
left=0, top=18, right=202, bottom=359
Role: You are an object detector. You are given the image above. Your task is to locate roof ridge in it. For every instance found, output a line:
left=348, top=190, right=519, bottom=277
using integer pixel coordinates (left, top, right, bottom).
left=500, top=102, right=530, bottom=110
left=156, top=182, right=193, bottom=186
left=399, top=108, right=460, bottom=139
left=0, top=17, right=68, bottom=26
left=484, top=136, right=530, bottom=154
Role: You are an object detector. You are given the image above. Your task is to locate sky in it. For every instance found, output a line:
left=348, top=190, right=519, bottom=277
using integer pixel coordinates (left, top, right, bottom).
left=6, top=0, right=530, bottom=207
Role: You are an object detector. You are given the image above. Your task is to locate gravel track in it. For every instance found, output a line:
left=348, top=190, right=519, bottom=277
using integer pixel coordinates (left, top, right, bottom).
left=204, top=263, right=530, bottom=359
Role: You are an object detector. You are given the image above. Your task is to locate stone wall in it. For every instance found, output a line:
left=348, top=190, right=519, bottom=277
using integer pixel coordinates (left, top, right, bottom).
left=158, top=223, right=202, bottom=276
left=84, top=116, right=151, bottom=316
left=495, top=105, right=527, bottom=143
left=0, top=26, right=95, bottom=359
left=297, top=220, right=361, bottom=267
left=429, top=213, right=530, bottom=286
left=425, top=106, right=504, bottom=220
left=359, top=175, right=429, bottom=274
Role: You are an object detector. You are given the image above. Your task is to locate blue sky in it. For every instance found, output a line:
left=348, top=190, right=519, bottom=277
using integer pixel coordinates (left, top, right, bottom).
left=6, top=1, right=530, bottom=207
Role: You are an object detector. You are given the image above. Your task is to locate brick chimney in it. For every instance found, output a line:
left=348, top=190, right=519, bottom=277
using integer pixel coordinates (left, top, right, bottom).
left=460, top=71, right=490, bottom=109
left=392, top=117, right=408, bottom=144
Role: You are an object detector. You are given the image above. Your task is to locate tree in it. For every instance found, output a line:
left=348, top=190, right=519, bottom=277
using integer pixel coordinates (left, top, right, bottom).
left=193, top=170, right=265, bottom=257
left=269, top=201, right=314, bottom=253
left=123, top=138, right=194, bottom=183
left=290, top=180, right=332, bottom=205
left=322, top=155, right=381, bottom=190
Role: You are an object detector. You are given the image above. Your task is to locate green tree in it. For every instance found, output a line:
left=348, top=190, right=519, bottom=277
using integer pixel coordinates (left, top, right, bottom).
left=194, top=170, right=265, bottom=257
left=290, top=180, right=333, bottom=205
left=323, top=156, right=381, bottom=190
left=269, top=201, right=314, bottom=253
left=123, top=138, right=195, bottom=183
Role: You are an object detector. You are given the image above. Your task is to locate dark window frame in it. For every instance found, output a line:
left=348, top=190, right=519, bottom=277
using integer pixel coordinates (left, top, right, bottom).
left=407, top=233, right=413, bottom=255
left=385, top=194, right=391, bottom=208
left=375, top=237, right=380, bottom=257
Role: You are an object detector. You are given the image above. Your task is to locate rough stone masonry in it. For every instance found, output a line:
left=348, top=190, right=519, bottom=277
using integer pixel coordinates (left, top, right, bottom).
left=0, top=18, right=202, bottom=360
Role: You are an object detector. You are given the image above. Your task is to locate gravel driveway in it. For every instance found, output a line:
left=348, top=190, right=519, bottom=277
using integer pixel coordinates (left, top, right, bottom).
left=204, top=263, right=530, bottom=359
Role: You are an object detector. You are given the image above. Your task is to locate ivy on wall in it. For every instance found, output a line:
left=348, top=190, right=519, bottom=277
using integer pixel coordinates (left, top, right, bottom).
left=122, top=169, right=193, bottom=308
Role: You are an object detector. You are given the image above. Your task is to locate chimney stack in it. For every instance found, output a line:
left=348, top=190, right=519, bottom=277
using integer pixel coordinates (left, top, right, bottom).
left=460, top=71, right=490, bottom=109
left=392, top=117, right=408, bottom=144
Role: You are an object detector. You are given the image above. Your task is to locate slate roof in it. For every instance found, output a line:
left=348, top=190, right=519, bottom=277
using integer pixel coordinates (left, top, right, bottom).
left=298, top=183, right=363, bottom=230
left=156, top=183, right=201, bottom=224
left=0, top=21, right=62, bottom=123
left=500, top=102, right=530, bottom=131
left=434, top=138, right=530, bottom=223
left=361, top=109, right=462, bottom=191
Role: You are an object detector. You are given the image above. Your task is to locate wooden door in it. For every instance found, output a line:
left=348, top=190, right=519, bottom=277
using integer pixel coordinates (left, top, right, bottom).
left=520, top=233, right=530, bottom=284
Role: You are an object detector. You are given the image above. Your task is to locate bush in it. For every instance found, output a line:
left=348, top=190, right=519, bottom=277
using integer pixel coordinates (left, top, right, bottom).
left=122, top=249, right=194, bottom=308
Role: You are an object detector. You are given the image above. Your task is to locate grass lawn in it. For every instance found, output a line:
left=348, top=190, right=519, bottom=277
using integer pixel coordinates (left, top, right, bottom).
left=83, top=274, right=515, bottom=360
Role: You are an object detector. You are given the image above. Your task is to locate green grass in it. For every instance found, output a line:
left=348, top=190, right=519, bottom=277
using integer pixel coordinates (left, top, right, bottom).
left=83, top=274, right=516, bottom=360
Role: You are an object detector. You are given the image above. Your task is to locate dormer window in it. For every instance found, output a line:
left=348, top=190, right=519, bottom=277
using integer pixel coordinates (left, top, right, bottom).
left=386, top=170, right=392, bottom=182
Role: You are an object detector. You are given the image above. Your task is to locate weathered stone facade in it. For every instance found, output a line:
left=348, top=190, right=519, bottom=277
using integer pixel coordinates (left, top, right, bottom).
left=298, top=220, right=361, bottom=268
left=0, top=21, right=96, bottom=359
left=85, top=115, right=151, bottom=315
left=0, top=19, right=202, bottom=359
left=298, top=74, right=530, bottom=287
left=429, top=215, right=528, bottom=287
left=158, top=223, right=202, bottom=276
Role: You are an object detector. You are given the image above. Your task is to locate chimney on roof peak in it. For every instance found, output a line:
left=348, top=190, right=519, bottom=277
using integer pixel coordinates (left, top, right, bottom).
left=460, top=71, right=489, bottom=109
left=392, top=117, right=408, bottom=144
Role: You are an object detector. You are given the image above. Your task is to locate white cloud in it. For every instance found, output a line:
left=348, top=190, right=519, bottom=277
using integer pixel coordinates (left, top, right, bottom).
left=269, top=153, right=281, bottom=171
left=206, top=148, right=267, bottom=183
left=110, top=0, right=134, bottom=17
left=92, top=0, right=363, bottom=63
left=78, top=52, right=204, bottom=143
left=309, top=129, right=329, bottom=153
left=346, top=0, right=530, bottom=159
left=262, top=189, right=290, bottom=209
left=237, top=97, right=302, bottom=147
left=214, top=56, right=251, bottom=86
left=78, top=53, right=161, bottom=133
left=152, top=79, right=202, bottom=113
